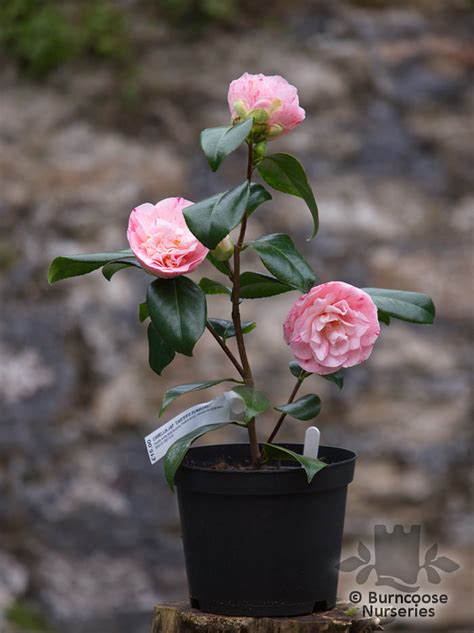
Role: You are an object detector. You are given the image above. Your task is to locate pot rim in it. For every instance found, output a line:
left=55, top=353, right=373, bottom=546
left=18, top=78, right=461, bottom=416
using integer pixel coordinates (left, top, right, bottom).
left=180, top=442, right=357, bottom=475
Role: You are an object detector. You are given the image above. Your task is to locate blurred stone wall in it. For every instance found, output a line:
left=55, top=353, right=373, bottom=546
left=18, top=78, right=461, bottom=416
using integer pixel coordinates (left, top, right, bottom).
left=0, top=1, right=472, bottom=632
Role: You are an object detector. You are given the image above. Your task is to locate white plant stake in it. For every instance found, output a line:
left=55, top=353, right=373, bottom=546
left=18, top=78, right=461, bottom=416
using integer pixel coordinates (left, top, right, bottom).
left=303, top=426, right=320, bottom=459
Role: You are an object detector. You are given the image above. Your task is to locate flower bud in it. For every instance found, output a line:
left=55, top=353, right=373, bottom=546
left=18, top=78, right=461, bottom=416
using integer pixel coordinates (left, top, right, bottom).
left=228, top=73, right=305, bottom=142
left=211, top=235, right=234, bottom=262
left=253, top=140, right=267, bottom=164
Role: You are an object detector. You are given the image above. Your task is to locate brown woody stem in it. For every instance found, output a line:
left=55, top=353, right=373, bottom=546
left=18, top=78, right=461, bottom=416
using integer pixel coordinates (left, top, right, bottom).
left=206, top=321, right=245, bottom=378
left=231, top=142, right=260, bottom=465
left=266, top=377, right=304, bottom=444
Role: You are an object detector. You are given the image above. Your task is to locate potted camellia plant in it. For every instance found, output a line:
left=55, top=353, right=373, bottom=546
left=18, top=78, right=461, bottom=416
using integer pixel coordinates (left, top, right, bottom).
left=48, top=73, right=435, bottom=617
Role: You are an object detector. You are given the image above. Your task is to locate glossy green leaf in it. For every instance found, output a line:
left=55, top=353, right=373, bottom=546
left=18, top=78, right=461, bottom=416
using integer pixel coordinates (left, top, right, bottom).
left=249, top=233, right=316, bottom=292
left=48, top=249, right=135, bottom=283
left=363, top=288, right=436, bottom=324
left=239, top=272, right=294, bottom=299
left=147, top=323, right=175, bottom=375
left=200, top=119, right=252, bottom=171
left=208, top=318, right=256, bottom=341
left=199, top=277, right=231, bottom=296
left=184, top=181, right=250, bottom=249
left=321, top=371, right=344, bottom=389
left=206, top=252, right=231, bottom=276
left=246, top=184, right=272, bottom=215
left=262, top=443, right=327, bottom=483
left=275, top=394, right=321, bottom=421
left=165, top=423, right=231, bottom=491
left=102, top=258, right=140, bottom=281
left=139, top=302, right=149, bottom=322
left=146, top=277, right=207, bottom=356
left=257, top=153, right=319, bottom=238
left=160, top=378, right=241, bottom=415
left=289, top=361, right=344, bottom=389
left=232, top=385, right=270, bottom=422
left=377, top=309, right=391, bottom=326
left=289, top=361, right=311, bottom=380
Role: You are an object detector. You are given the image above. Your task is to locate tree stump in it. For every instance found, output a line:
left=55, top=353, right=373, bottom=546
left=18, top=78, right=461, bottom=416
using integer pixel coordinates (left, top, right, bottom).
left=151, top=603, right=385, bottom=633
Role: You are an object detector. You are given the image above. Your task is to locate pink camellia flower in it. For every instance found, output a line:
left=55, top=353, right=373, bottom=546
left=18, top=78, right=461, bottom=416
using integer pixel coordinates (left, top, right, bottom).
left=227, top=72, right=305, bottom=141
left=284, top=281, right=380, bottom=375
left=127, top=197, right=208, bottom=278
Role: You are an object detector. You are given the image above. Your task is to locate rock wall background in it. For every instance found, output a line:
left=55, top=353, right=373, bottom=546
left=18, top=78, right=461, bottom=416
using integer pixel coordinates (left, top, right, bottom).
left=0, top=1, right=472, bottom=631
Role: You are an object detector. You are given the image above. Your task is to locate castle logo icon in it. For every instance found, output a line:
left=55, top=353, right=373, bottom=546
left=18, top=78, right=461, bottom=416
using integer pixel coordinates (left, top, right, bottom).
left=338, top=525, right=459, bottom=592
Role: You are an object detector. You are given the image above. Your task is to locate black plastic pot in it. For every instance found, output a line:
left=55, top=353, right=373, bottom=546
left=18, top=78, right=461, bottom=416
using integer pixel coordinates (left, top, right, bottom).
left=175, top=443, right=356, bottom=617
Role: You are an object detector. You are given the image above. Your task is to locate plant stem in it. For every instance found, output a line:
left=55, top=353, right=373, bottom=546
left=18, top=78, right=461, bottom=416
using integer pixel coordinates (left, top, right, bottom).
left=206, top=321, right=245, bottom=378
left=266, top=377, right=303, bottom=444
left=231, top=142, right=260, bottom=465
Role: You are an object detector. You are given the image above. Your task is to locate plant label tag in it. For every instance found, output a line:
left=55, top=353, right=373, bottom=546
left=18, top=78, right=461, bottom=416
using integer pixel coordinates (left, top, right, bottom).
left=144, top=391, right=246, bottom=465
left=303, top=426, right=320, bottom=459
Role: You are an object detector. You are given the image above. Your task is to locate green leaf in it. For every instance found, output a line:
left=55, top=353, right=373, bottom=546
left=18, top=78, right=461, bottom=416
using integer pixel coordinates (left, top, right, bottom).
left=200, top=119, right=253, bottom=171
left=48, top=249, right=135, bottom=283
left=147, top=323, right=175, bottom=375
left=246, top=184, right=272, bottom=216
left=208, top=318, right=256, bottom=341
left=199, top=277, right=231, bottom=296
left=262, top=444, right=327, bottom=483
left=321, top=371, right=344, bottom=389
left=249, top=233, right=316, bottom=292
left=139, top=302, right=149, bottom=322
left=206, top=252, right=231, bottom=276
left=146, top=277, right=207, bottom=356
left=239, top=272, right=295, bottom=299
left=257, top=153, right=319, bottom=238
left=363, top=288, right=436, bottom=324
left=289, top=361, right=311, bottom=380
left=102, top=258, right=140, bottom=281
left=184, top=181, right=250, bottom=249
left=289, top=361, right=343, bottom=389
left=232, top=385, right=270, bottom=422
left=275, top=394, right=321, bottom=421
left=377, top=309, right=391, bottom=326
left=165, top=423, right=231, bottom=491
left=160, top=378, right=241, bottom=415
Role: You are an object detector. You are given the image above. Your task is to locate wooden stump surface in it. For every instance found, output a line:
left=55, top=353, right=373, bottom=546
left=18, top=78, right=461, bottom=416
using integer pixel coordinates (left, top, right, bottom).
left=151, top=602, right=385, bottom=633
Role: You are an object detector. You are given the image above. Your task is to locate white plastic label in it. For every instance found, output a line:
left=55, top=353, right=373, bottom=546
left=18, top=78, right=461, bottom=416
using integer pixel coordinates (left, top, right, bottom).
left=144, top=391, right=246, bottom=465
left=303, top=426, right=320, bottom=459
